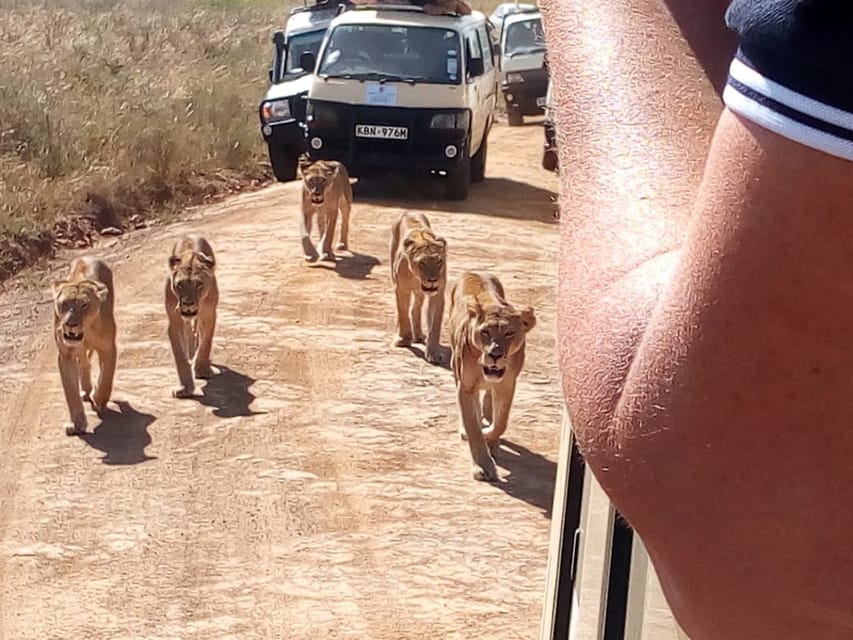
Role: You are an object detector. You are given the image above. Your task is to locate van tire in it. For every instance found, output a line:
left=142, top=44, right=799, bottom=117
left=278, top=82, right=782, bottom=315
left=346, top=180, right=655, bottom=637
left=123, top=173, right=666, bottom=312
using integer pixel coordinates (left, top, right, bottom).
left=471, top=133, right=488, bottom=183
left=507, top=107, right=523, bottom=127
left=446, top=159, right=471, bottom=200
left=268, top=144, right=298, bottom=182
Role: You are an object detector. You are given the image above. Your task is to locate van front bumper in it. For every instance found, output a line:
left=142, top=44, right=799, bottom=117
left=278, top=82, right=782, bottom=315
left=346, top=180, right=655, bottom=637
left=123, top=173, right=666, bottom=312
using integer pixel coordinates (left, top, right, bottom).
left=304, top=101, right=471, bottom=175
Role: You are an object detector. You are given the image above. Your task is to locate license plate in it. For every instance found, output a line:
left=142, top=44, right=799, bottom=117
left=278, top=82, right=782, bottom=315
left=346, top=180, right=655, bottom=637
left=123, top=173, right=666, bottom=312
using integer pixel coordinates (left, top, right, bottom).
left=355, top=124, right=408, bottom=140
left=536, top=96, right=547, bottom=108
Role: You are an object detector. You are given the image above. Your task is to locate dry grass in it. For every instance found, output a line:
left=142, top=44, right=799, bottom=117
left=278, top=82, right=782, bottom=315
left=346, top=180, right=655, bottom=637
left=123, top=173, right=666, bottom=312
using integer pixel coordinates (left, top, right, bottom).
left=0, top=0, right=284, bottom=278
left=0, top=0, right=505, bottom=280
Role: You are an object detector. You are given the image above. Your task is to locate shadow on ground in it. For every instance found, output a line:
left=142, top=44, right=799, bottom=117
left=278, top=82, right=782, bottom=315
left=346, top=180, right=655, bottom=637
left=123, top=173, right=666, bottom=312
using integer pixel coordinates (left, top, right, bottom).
left=306, top=250, right=381, bottom=280
left=196, top=364, right=265, bottom=419
left=401, top=344, right=452, bottom=371
left=495, top=439, right=556, bottom=518
left=353, top=176, right=558, bottom=225
left=80, top=400, right=157, bottom=465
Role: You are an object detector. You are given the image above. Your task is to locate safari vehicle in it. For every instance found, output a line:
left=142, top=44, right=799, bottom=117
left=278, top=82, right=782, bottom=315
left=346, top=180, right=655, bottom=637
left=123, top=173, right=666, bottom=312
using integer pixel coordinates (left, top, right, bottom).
left=499, top=8, right=548, bottom=126
left=258, top=0, right=351, bottom=182
left=541, top=76, right=557, bottom=172
left=299, top=3, right=500, bottom=200
left=488, top=1, right=535, bottom=36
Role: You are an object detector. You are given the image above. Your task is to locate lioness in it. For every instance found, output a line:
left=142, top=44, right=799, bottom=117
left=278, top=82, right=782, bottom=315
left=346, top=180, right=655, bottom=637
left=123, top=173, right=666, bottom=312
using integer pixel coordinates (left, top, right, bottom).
left=165, top=234, right=219, bottom=398
left=389, top=211, right=447, bottom=363
left=52, top=256, right=117, bottom=436
left=299, top=155, right=358, bottom=262
left=449, top=271, right=536, bottom=481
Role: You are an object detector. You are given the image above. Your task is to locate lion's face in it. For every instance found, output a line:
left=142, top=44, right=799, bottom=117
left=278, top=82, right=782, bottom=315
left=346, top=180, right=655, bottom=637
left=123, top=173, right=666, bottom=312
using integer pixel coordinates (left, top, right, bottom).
left=169, top=251, right=215, bottom=318
left=52, top=280, right=109, bottom=346
left=301, top=160, right=337, bottom=205
left=404, top=231, right=447, bottom=296
left=470, top=306, right=536, bottom=382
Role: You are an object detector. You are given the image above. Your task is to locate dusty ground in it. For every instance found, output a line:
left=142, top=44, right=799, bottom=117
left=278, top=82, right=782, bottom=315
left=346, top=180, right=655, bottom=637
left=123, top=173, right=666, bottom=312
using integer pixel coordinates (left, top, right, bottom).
left=0, top=120, right=562, bottom=639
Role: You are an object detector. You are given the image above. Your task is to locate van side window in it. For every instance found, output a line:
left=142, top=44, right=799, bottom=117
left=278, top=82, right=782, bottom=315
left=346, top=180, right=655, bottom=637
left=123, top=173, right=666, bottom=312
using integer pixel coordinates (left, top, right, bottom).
left=476, top=25, right=494, bottom=73
left=466, top=32, right=483, bottom=78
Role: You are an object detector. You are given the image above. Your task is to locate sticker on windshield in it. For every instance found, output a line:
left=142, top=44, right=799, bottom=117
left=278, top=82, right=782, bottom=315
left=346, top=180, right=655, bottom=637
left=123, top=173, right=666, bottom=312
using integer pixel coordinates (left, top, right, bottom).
left=366, top=82, right=398, bottom=107
left=446, top=51, right=458, bottom=81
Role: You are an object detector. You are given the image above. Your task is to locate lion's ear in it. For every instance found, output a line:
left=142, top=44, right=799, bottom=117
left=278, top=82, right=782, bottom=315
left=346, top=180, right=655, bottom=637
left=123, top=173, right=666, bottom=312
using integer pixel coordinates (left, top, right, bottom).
left=435, top=236, right=447, bottom=248
left=168, top=254, right=182, bottom=271
left=298, top=153, right=312, bottom=173
left=519, top=306, right=537, bottom=333
left=51, top=280, right=67, bottom=298
left=197, top=252, right=215, bottom=270
left=403, top=237, right=415, bottom=250
left=91, top=280, right=110, bottom=303
left=466, top=299, right=481, bottom=319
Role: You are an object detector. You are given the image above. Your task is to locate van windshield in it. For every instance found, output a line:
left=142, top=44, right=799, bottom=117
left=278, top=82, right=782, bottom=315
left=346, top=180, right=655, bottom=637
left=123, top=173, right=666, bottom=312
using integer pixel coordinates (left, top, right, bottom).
left=504, top=18, right=545, bottom=57
left=318, top=25, right=462, bottom=85
left=285, top=30, right=326, bottom=79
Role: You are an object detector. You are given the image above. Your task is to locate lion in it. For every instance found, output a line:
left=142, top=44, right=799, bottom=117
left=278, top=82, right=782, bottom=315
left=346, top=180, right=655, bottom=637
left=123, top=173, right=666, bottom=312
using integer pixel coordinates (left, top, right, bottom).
left=51, top=256, right=117, bottom=436
left=298, top=155, right=358, bottom=262
left=449, top=271, right=537, bottom=481
left=389, top=211, right=448, bottom=364
left=165, top=234, right=219, bottom=399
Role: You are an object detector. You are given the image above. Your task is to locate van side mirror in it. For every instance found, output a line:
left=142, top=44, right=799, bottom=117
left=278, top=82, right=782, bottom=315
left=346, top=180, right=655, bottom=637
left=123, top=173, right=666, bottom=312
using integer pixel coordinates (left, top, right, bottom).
left=468, top=56, right=484, bottom=78
left=300, top=51, right=317, bottom=74
left=271, top=30, right=286, bottom=83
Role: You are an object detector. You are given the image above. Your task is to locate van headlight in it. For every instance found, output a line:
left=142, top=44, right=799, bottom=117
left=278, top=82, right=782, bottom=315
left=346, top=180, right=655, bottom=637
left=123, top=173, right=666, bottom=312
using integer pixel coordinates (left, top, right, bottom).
left=306, top=101, right=339, bottom=128
left=260, top=99, right=292, bottom=123
left=505, top=72, right=525, bottom=84
left=429, top=111, right=470, bottom=130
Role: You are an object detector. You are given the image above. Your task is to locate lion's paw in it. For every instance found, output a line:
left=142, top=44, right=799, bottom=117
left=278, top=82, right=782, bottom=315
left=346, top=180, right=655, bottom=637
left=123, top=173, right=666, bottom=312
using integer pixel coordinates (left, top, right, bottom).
left=425, top=347, right=443, bottom=364
left=394, top=335, right=413, bottom=347
left=194, top=365, right=214, bottom=380
left=336, top=242, right=348, bottom=251
left=65, top=420, right=86, bottom=436
left=91, top=394, right=109, bottom=413
left=472, top=461, right=498, bottom=483
left=172, top=386, right=195, bottom=399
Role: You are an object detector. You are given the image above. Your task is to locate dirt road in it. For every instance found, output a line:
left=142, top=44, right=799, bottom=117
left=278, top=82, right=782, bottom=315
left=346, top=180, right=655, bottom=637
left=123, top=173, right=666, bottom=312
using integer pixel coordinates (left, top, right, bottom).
left=0, top=120, right=562, bottom=639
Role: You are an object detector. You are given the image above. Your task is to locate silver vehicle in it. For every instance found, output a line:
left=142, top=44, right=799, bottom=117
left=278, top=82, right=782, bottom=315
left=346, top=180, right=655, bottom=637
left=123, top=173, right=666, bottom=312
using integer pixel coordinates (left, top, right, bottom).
left=488, top=1, right=536, bottom=35
left=500, top=8, right=547, bottom=126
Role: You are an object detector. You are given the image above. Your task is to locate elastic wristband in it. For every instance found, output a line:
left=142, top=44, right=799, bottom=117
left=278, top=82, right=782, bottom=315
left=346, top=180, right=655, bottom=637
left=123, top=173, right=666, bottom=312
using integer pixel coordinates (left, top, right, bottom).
left=723, top=51, right=853, bottom=162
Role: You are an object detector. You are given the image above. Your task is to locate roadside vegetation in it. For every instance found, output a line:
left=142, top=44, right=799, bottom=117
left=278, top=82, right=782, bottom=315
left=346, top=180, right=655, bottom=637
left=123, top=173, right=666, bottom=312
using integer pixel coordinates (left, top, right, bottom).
left=0, top=0, right=502, bottom=281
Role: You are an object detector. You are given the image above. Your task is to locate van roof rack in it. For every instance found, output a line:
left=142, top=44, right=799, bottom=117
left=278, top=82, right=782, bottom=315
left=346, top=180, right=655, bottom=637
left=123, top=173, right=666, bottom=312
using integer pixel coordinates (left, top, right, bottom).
left=289, top=0, right=353, bottom=16
left=345, top=1, right=464, bottom=17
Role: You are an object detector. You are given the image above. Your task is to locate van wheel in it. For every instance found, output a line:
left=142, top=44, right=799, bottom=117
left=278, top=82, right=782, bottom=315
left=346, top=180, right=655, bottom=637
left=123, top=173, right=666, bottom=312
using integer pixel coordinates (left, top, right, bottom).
left=542, top=149, right=558, bottom=173
left=507, top=107, right=523, bottom=127
left=446, top=160, right=471, bottom=200
left=268, top=144, right=298, bottom=182
left=471, top=134, right=488, bottom=183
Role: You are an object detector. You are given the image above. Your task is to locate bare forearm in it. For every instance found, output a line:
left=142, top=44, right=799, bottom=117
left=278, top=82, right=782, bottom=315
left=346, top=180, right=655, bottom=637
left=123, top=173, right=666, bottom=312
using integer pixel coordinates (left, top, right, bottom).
left=541, top=0, right=734, bottom=430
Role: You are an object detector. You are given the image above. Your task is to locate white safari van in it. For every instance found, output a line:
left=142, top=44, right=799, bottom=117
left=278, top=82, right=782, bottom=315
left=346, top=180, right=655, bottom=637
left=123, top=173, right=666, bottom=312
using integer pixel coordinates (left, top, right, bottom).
left=299, top=3, right=499, bottom=200
left=258, top=1, right=350, bottom=182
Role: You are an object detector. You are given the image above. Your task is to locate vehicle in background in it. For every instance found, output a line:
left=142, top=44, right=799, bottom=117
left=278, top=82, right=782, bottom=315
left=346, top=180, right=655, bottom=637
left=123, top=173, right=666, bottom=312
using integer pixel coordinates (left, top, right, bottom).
left=488, top=1, right=535, bottom=35
left=541, top=78, right=557, bottom=172
left=258, top=0, right=350, bottom=182
left=499, top=9, right=547, bottom=126
left=301, top=3, right=499, bottom=200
